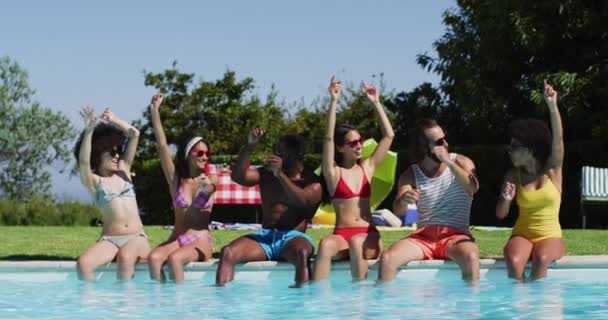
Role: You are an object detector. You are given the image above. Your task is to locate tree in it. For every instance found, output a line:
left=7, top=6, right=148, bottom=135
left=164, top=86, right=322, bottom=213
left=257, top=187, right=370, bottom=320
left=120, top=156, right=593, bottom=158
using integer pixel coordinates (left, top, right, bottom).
left=0, top=56, right=76, bottom=200
left=135, top=62, right=287, bottom=160
left=417, top=0, right=608, bottom=144
left=133, top=63, right=296, bottom=223
left=284, top=104, right=327, bottom=154
left=284, top=75, right=397, bottom=155
left=385, top=82, right=444, bottom=149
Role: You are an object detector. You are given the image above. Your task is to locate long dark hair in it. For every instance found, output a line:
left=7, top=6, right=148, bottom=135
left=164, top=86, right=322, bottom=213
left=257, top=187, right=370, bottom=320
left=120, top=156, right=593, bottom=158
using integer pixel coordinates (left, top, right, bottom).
left=320, top=124, right=359, bottom=204
left=333, top=123, right=358, bottom=167
left=74, top=123, right=126, bottom=172
left=174, top=137, right=210, bottom=183
left=410, top=118, right=440, bottom=163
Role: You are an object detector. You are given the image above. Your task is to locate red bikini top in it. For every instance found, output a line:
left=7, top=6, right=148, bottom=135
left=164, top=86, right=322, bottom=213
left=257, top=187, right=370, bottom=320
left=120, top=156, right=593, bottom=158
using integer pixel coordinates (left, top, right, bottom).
left=331, top=166, right=371, bottom=199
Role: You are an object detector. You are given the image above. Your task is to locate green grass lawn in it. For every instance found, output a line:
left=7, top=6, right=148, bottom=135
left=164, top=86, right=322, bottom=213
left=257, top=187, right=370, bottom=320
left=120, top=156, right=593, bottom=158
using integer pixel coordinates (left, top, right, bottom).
left=0, top=226, right=606, bottom=260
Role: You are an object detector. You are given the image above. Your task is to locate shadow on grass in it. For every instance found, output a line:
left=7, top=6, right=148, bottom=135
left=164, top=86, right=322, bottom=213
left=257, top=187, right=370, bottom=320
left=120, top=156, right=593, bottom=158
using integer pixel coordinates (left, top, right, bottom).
left=0, top=255, right=76, bottom=261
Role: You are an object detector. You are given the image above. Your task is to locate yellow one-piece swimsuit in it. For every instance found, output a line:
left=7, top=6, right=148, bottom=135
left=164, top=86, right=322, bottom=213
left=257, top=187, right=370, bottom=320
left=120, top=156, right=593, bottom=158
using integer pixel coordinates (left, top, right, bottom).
left=512, top=175, right=562, bottom=243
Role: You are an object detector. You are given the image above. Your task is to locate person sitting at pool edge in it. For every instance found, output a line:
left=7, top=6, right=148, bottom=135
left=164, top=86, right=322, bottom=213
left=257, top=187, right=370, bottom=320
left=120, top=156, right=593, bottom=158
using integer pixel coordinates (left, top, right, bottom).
left=378, top=118, right=480, bottom=282
left=496, top=81, right=565, bottom=281
left=147, top=92, right=219, bottom=284
left=215, top=128, right=323, bottom=287
left=74, top=107, right=150, bottom=281
left=312, top=77, right=394, bottom=282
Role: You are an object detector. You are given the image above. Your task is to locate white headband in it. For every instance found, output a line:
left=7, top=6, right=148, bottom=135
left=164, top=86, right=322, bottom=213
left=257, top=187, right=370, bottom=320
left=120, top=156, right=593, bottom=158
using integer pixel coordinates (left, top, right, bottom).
left=185, top=137, right=205, bottom=159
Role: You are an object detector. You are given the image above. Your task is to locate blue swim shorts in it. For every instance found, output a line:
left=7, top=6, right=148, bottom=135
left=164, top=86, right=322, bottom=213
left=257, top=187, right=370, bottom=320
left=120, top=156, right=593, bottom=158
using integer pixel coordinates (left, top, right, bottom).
left=246, top=228, right=315, bottom=261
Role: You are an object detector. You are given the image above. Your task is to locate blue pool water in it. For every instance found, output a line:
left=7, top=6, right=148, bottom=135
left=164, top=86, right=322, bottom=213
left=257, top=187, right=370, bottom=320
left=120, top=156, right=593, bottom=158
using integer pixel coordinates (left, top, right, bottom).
left=1, top=268, right=608, bottom=319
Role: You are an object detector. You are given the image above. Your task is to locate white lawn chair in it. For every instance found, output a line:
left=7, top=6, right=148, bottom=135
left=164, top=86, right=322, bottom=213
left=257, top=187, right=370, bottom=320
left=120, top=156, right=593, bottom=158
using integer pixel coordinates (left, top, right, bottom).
left=580, top=166, right=608, bottom=228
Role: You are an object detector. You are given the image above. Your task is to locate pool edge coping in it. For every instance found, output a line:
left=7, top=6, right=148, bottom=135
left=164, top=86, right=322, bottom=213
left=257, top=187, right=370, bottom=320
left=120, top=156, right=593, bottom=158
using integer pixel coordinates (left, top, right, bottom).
left=1, top=255, right=608, bottom=271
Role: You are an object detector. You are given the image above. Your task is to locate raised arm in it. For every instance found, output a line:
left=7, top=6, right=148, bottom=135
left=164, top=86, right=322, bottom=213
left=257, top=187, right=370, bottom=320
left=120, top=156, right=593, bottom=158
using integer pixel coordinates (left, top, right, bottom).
left=322, top=76, right=341, bottom=187
left=435, top=149, right=479, bottom=196
left=100, top=108, right=140, bottom=170
left=266, top=155, right=322, bottom=208
left=496, top=169, right=517, bottom=220
left=543, top=80, right=564, bottom=173
left=78, top=107, right=99, bottom=194
left=392, top=168, right=419, bottom=217
left=362, top=82, right=395, bottom=172
left=231, top=128, right=263, bottom=187
left=149, top=93, right=177, bottom=191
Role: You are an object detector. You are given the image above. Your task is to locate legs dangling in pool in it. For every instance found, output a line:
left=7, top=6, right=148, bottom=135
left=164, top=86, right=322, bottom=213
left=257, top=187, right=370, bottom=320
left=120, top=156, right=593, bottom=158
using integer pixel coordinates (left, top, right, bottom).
left=314, top=231, right=382, bottom=282
left=148, top=241, right=180, bottom=281
left=166, top=237, right=213, bottom=284
left=529, top=238, right=564, bottom=280
left=77, top=241, right=119, bottom=281
left=504, top=236, right=533, bottom=281
left=313, top=234, right=349, bottom=281
left=77, top=236, right=149, bottom=281
left=115, top=236, right=150, bottom=280
left=348, top=232, right=382, bottom=280
left=505, top=236, right=564, bottom=281
left=377, top=238, right=425, bottom=282
left=216, top=236, right=267, bottom=286
left=445, top=239, right=480, bottom=281
left=279, top=236, right=314, bottom=287
left=148, top=232, right=213, bottom=284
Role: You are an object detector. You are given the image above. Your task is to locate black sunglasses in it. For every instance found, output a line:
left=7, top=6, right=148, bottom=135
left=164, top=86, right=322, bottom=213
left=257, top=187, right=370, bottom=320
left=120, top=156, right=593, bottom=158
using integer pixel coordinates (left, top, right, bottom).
left=108, top=148, right=123, bottom=158
left=432, top=137, right=447, bottom=147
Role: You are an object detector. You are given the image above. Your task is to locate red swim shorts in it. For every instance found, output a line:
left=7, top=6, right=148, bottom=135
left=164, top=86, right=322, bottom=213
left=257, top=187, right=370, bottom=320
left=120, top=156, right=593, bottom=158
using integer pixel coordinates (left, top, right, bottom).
left=406, top=225, right=474, bottom=260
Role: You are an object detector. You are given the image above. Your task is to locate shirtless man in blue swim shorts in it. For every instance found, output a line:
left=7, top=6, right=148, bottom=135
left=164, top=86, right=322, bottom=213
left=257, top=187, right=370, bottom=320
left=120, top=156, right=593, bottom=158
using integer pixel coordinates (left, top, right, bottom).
left=216, top=128, right=322, bottom=287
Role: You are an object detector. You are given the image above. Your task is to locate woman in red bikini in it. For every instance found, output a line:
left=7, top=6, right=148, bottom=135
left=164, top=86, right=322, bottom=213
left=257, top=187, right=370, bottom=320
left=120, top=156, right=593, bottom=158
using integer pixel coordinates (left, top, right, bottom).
left=147, top=93, right=219, bottom=284
left=313, top=76, right=394, bottom=281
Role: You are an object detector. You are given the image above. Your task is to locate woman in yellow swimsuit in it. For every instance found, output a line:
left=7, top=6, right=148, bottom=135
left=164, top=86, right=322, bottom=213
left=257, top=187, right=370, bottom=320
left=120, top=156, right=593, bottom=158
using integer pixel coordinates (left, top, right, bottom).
left=496, top=81, right=564, bottom=281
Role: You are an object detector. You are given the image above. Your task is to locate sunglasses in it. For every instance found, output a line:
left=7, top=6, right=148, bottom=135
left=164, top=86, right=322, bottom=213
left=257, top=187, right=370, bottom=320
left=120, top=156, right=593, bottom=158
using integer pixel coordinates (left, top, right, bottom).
left=432, top=137, right=447, bottom=147
left=191, top=149, right=211, bottom=158
left=107, top=148, right=123, bottom=158
left=343, top=137, right=364, bottom=148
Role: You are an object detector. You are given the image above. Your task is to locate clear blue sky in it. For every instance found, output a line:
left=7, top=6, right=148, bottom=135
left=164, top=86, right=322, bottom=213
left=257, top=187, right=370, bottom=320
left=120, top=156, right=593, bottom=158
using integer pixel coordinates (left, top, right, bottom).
left=1, top=0, right=454, bottom=201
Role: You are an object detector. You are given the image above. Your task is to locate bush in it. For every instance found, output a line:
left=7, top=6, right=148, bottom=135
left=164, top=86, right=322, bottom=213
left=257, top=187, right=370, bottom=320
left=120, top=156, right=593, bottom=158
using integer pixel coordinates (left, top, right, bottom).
left=0, top=198, right=101, bottom=226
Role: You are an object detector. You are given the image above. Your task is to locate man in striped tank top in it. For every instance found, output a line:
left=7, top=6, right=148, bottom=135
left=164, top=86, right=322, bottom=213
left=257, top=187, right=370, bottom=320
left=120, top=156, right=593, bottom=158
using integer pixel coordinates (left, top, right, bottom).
left=378, top=119, right=480, bottom=282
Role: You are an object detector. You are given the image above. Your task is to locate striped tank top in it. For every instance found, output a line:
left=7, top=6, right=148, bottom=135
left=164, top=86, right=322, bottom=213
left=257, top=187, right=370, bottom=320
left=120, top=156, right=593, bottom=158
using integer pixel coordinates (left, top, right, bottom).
left=412, top=153, right=472, bottom=233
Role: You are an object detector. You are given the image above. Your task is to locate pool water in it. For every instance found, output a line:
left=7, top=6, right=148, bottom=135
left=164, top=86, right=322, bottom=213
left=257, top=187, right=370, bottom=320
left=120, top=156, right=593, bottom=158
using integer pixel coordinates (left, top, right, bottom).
left=1, top=268, right=608, bottom=319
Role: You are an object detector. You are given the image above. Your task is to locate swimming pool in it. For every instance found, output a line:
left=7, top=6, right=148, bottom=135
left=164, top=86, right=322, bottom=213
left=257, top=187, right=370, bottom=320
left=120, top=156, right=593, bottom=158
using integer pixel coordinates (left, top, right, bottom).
left=1, top=258, right=608, bottom=319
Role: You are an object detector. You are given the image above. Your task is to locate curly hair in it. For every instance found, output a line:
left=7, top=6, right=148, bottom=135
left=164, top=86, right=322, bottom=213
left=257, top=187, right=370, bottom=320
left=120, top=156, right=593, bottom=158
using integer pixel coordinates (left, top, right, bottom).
left=274, top=134, right=306, bottom=175
left=73, top=123, right=126, bottom=172
left=410, top=118, right=440, bottom=163
left=509, top=118, right=552, bottom=170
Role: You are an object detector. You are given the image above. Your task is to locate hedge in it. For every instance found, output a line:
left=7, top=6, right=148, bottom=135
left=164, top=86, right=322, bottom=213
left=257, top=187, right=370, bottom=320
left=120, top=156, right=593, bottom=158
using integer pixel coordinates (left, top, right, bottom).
left=0, top=198, right=101, bottom=226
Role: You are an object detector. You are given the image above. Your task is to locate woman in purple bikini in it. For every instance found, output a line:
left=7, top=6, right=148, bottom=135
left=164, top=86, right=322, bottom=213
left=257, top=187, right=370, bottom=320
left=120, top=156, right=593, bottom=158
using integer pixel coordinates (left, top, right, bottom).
left=147, top=93, right=219, bottom=283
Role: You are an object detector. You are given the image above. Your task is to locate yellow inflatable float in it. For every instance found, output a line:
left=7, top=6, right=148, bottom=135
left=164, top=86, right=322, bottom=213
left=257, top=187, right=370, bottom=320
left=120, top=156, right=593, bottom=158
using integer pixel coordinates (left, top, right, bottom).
left=312, top=138, right=397, bottom=225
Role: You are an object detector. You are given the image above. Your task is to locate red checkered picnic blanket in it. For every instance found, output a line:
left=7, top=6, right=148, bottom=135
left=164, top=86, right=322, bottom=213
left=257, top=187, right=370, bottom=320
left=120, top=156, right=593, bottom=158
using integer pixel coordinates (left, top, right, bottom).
left=209, top=165, right=261, bottom=205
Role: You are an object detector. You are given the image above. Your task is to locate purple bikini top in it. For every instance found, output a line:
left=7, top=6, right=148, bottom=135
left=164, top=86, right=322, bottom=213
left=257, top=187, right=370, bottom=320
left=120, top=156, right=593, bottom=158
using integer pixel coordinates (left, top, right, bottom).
left=172, top=184, right=212, bottom=210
